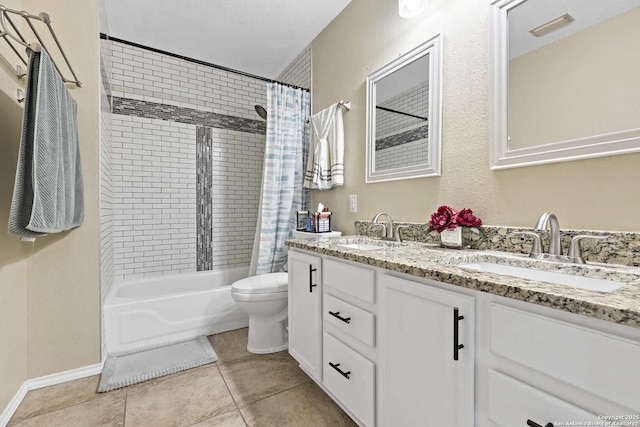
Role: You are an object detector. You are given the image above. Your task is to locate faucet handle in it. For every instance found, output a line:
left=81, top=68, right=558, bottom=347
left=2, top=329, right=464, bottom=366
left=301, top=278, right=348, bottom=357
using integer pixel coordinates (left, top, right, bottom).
left=567, top=235, right=608, bottom=263
left=394, top=225, right=409, bottom=242
left=513, top=231, right=543, bottom=257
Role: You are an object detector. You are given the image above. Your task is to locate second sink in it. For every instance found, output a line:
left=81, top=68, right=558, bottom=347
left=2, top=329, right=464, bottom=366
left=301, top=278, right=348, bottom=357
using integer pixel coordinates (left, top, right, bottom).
left=458, top=261, right=626, bottom=293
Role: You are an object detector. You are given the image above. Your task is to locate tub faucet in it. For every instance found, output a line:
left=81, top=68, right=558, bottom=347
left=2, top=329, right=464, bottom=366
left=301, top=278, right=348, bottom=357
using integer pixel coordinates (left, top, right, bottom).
left=371, top=212, right=394, bottom=240
left=534, top=212, right=562, bottom=257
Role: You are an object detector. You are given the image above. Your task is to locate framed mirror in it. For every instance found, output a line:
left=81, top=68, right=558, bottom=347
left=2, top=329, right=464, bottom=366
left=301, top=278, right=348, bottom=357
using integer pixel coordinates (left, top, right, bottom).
left=366, top=34, right=442, bottom=183
left=490, top=0, right=640, bottom=169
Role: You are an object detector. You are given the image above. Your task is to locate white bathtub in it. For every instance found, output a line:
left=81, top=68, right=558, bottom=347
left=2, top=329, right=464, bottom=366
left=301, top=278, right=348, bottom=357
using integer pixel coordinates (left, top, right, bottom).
left=104, top=268, right=249, bottom=353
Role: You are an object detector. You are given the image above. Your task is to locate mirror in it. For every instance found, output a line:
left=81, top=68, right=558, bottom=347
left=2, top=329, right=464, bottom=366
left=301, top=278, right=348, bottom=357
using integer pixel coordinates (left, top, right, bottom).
left=490, top=0, right=640, bottom=169
left=366, top=34, right=442, bottom=182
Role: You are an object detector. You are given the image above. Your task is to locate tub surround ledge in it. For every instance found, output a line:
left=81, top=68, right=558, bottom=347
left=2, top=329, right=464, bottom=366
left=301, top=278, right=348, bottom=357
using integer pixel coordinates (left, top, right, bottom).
left=285, top=235, right=640, bottom=328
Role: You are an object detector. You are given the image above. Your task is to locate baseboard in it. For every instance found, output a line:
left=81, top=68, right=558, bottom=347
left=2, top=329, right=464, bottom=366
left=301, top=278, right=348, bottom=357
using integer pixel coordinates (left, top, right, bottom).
left=0, top=382, right=28, bottom=427
left=0, top=360, right=104, bottom=427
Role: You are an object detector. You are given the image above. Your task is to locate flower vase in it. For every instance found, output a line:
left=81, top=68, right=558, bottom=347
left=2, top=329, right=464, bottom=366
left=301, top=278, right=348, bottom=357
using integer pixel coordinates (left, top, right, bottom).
left=440, top=228, right=463, bottom=248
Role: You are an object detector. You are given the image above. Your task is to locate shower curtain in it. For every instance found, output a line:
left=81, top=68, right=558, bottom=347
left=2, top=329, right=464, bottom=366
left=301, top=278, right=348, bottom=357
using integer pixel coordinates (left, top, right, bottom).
left=250, top=83, right=311, bottom=275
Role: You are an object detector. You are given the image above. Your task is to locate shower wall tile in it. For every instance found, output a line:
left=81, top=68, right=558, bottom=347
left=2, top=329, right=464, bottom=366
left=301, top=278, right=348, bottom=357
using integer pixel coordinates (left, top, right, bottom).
left=277, top=45, right=312, bottom=89
left=196, top=127, right=213, bottom=271
left=108, top=41, right=267, bottom=122
left=112, top=97, right=265, bottom=135
left=99, top=39, right=114, bottom=358
left=208, top=128, right=265, bottom=270
left=108, top=38, right=269, bottom=280
left=111, top=115, right=197, bottom=281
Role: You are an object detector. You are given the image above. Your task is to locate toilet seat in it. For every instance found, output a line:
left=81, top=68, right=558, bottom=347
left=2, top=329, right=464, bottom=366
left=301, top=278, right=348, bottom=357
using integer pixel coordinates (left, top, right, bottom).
left=231, top=272, right=288, bottom=294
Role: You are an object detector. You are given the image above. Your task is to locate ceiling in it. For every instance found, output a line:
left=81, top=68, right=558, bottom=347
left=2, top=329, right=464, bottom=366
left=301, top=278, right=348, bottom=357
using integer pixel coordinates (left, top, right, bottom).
left=509, top=0, right=640, bottom=59
left=103, top=0, right=352, bottom=79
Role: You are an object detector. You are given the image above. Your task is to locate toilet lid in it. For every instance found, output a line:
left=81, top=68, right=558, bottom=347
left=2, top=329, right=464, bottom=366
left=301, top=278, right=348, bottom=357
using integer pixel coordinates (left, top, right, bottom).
left=231, top=272, right=288, bottom=294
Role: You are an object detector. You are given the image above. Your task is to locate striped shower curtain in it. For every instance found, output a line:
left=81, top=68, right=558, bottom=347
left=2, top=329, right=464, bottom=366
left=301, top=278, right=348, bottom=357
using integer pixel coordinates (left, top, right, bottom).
left=250, top=83, right=311, bottom=275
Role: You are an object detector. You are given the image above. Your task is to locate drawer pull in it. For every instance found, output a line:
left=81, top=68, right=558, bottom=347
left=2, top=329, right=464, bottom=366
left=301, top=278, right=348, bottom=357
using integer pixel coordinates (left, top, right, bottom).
left=527, top=420, right=553, bottom=427
left=309, top=265, right=317, bottom=293
left=329, top=362, right=351, bottom=379
left=329, top=310, right=351, bottom=324
left=453, top=307, right=464, bottom=361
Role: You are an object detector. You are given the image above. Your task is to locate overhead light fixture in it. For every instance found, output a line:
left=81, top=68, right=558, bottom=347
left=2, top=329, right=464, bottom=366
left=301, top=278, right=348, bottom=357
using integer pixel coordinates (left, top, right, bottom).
left=530, top=13, right=575, bottom=37
left=399, top=0, right=429, bottom=18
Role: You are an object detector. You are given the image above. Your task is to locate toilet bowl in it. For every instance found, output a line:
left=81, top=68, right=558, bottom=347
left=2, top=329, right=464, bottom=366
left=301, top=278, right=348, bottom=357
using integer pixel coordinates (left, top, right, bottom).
left=231, top=272, right=289, bottom=354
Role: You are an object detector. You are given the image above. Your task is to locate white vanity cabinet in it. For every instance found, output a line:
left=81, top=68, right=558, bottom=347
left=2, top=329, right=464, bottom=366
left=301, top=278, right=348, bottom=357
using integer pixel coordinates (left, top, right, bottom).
left=323, top=258, right=377, bottom=427
left=378, top=274, right=475, bottom=427
left=484, top=302, right=640, bottom=427
left=288, top=250, right=323, bottom=381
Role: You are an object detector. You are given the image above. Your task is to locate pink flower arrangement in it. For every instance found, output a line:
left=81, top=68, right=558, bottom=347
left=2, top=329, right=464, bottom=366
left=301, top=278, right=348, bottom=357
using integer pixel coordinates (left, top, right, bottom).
left=428, top=205, right=482, bottom=233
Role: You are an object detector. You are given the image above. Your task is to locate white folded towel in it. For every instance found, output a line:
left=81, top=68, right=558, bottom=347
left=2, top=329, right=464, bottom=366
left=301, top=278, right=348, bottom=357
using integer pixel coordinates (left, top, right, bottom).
left=303, top=103, right=344, bottom=190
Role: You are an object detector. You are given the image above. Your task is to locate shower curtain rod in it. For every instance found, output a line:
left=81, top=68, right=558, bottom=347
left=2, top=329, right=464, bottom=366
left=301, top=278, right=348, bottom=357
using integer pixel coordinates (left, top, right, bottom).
left=376, top=105, right=427, bottom=121
left=99, top=33, right=310, bottom=92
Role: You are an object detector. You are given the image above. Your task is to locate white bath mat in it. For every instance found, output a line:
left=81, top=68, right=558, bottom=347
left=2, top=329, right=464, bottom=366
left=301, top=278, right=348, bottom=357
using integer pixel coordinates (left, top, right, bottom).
left=98, top=336, right=217, bottom=392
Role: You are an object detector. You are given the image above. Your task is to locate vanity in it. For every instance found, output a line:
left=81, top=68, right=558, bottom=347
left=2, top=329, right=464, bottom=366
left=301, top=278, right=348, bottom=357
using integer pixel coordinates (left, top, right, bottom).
left=286, top=236, right=640, bottom=427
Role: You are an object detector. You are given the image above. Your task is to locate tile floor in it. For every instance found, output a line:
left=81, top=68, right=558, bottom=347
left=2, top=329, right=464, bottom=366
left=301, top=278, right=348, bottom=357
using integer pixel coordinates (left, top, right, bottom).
left=8, top=328, right=357, bottom=427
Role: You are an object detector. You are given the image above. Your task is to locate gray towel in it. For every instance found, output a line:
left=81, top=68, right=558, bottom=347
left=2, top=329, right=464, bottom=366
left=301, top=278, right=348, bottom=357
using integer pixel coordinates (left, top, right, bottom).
left=8, top=49, right=84, bottom=237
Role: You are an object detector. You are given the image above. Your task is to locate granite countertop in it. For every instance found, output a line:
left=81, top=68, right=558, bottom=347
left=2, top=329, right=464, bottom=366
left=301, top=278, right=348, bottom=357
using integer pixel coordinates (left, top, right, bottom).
left=285, top=236, right=640, bottom=328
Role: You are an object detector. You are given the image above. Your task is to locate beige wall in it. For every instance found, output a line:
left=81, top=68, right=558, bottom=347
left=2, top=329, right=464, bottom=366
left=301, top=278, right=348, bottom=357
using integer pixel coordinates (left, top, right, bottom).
left=509, top=7, right=640, bottom=149
left=0, top=0, right=100, bottom=409
left=0, top=0, right=28, bottom=410
left=312, top=0, right=640, bottom=233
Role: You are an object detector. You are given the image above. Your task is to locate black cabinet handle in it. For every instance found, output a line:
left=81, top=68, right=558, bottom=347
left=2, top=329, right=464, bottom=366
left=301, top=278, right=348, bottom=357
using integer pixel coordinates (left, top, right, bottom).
left=527, top=420, right=553, bottom=427
left=309, top=265, right=317, bottom=293
left=329, top=362, right=351, bottom=379
left=453, top=307, right=464, bottom=361
left=329, top=311, right=351, bottom=324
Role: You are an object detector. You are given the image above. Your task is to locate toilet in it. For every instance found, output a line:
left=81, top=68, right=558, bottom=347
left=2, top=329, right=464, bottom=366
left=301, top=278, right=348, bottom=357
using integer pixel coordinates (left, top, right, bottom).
left=231, top=272, right=289, bottom=354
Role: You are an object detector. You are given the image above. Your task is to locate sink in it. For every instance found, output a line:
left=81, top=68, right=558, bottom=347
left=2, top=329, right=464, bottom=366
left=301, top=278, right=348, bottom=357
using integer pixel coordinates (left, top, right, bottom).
left=459, top=261, right=626, bottom=293
left=333, top=237, right=408, bottom=251
left=338, top=243, right=388, bottom=250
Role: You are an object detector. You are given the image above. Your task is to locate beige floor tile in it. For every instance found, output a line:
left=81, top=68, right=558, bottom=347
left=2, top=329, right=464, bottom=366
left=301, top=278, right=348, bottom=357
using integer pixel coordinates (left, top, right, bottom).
left=124, top=364, right=236, bottom=427
left=10, top=375, right=114, bottom=422
left=8, top=390, right=126, bottom=427
left=188, top=410, right=247, bottom=427
left=207, top=328, right=252, bottom=363
left=217, top=351, right=310, bottom=407
left=240, top=382, right=357, bottom=427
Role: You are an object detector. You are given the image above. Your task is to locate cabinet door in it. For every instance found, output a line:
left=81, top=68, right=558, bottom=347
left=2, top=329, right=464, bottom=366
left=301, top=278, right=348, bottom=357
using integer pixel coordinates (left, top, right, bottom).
left=378, top=274, right=475, bottom=427
left=288, top=250, right=323, bottom=380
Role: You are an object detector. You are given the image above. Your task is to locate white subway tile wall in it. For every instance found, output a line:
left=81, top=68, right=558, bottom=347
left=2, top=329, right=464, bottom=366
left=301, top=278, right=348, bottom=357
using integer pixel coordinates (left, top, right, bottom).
left=99, top=39, right=114, bottom=357
left=277, top=45, right=312, bottom=89
left=209, top=128, right=265, bottom=270
left=109, top=41, right=268, bottom=121
left=107, top=39, right=277, bottom=280
left=112, top=115, right=197, bottom=281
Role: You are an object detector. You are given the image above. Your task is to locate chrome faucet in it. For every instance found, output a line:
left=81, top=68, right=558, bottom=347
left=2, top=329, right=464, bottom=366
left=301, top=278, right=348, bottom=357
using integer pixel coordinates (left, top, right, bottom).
left=515, top=212, right=608, bottom=264
left=534, top=212, right=562, bottom=256
left=371, top=212, right=394, bottom=240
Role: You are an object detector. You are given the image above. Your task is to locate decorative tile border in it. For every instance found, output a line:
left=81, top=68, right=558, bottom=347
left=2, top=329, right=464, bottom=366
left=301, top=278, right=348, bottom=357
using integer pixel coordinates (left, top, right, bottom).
left=355, top=220, right=640, bottom=267
left=196, top=127, right=213, bottom=271
left=376, top=124, right=428, bottom=151
left=112, top=97, right=266, bottom=135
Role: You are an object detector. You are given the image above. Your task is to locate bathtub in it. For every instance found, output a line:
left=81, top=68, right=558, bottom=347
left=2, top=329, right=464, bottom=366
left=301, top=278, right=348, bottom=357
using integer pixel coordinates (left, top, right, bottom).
left=104, top=268, right=249, bottom=353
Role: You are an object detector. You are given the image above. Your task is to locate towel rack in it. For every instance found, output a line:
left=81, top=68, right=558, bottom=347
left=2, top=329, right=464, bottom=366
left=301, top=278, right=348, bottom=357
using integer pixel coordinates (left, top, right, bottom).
left=305, top=100, right=351, bottom=124
left=0, top=4, right=82, bottom=88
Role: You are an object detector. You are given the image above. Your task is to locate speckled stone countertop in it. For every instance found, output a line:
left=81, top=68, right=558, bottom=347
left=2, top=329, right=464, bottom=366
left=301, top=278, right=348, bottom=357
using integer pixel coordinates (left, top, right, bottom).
left=285, top=236, right=640, bottom=328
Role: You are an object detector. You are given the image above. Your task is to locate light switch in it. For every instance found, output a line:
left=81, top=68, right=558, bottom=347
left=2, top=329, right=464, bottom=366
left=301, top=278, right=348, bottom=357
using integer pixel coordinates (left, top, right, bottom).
left=349, top=195, right=357, bottom=213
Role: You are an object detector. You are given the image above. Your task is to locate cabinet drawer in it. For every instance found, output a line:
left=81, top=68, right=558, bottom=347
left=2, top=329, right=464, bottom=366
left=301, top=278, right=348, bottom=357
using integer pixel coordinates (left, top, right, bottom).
left=491, top=304, right=640, bottom=410
left=324, top=294, right=375, bottom=347
left=489, top=370, right=597, bottom=426
left=323, top=333, right=375, bottom=426
left=323, top=258, right=375, bottom=303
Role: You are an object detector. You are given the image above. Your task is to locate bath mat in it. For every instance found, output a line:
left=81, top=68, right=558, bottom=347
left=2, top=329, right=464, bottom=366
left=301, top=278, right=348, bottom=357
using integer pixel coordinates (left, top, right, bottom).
left=98, top=336, right=217, bottom=392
